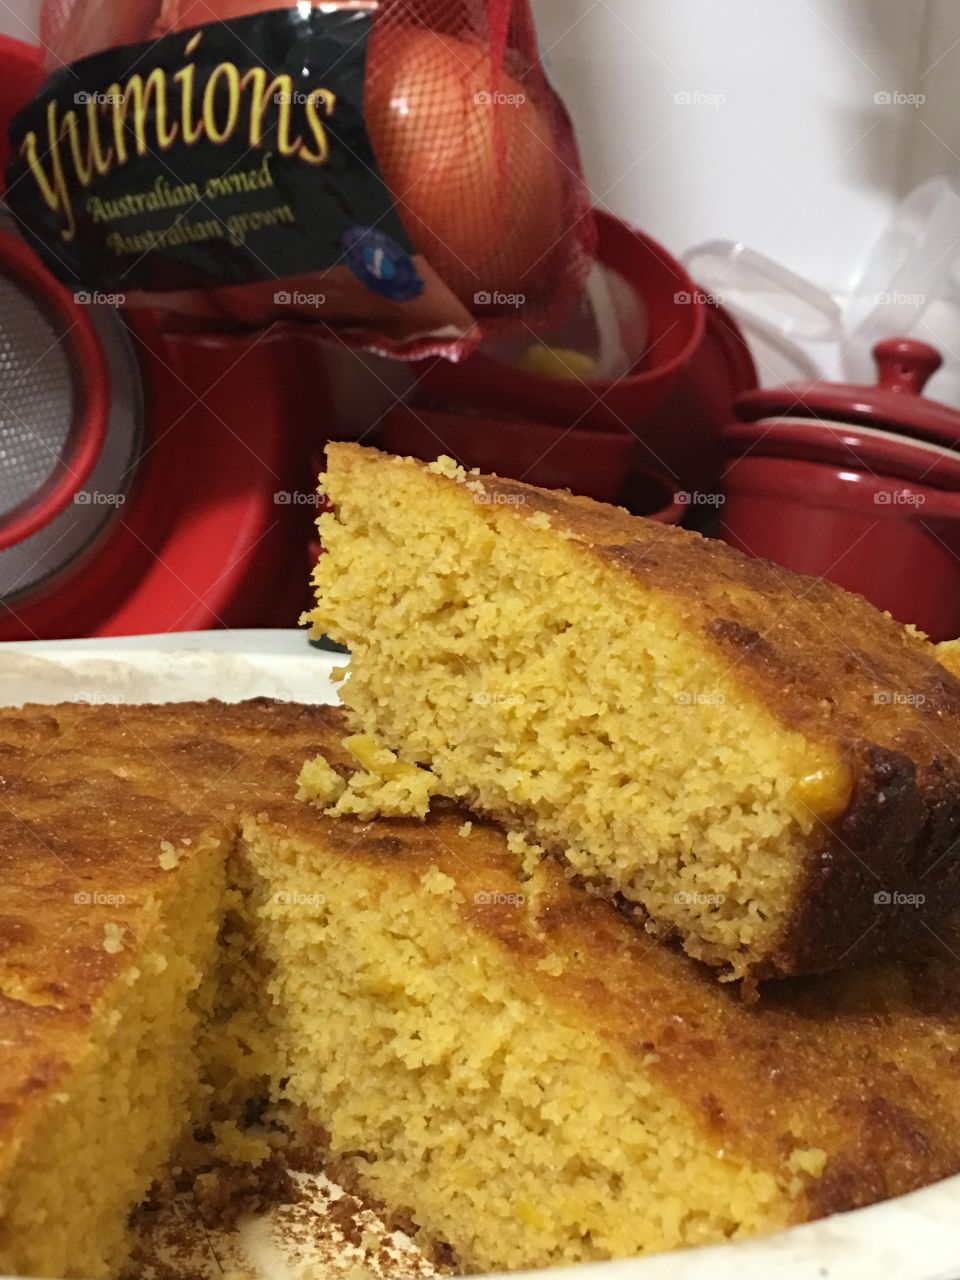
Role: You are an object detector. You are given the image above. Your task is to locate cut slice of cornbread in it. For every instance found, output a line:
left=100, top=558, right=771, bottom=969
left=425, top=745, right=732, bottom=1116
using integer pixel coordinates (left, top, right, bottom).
left=305, top=443, right=960, bottom=980
left=0, top=752, right=230, bottom=1280
left=242, top=790, right=960, bottom=1272
left=0, top=698, right=345, bottom=1280
left=7, top=698, right=960, bottom=1276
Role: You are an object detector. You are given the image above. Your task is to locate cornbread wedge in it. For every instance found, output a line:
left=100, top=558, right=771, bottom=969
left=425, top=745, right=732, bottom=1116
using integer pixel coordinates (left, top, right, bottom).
left=0, top=753, right=230, bottom=1279
left=0, top=699, right=343, bottom=1279
left=4, top=699, right=960, bottom=1273
left=244, top=792, right=960, bottom=1272
left=305, top=443, right=960, bottom=980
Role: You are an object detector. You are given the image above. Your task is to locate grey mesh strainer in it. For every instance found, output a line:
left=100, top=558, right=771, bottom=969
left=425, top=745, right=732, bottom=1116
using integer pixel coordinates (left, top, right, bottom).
left=0, top=223, right=110, bottom=550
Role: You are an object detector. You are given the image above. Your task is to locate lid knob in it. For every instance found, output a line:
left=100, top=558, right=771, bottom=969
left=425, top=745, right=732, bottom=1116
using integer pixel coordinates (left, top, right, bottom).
left=873, top=338, right=943, bottom=397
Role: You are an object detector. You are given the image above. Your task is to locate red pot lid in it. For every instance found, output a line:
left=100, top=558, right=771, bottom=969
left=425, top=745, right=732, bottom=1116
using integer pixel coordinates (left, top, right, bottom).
left=735, top=338, right=960, bottom=449
left=723, top=418, right=960, bottom=491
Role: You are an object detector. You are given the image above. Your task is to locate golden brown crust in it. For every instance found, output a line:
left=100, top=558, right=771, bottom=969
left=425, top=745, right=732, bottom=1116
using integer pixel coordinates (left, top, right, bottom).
left=0, top=698, right=343, bottom=1180
left=7, top=697, right=960, bottom=1229
left=0, top=759, right=224, bottom=1174
left=251, top=774, right=960, bottom=1223
left=325, top=445, right=960, bottom=977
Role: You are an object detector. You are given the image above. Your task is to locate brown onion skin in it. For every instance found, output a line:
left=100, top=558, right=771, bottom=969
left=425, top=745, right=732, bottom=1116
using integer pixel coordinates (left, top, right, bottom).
left=365, top=28, right=565, bottom=303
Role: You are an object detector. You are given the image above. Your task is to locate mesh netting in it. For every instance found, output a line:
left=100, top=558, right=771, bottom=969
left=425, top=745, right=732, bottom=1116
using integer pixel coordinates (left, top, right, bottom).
left=37, top=0, right=596, bottom=348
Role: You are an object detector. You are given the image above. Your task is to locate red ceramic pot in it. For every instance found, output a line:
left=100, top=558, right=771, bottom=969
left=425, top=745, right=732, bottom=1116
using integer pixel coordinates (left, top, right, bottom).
left=720, top=338, right=960, bottom=641
left=379, top=404, right=683, bottom=518
left=412, top=211, right=706, bottom=432
left=632, top=299, right=757, bottom=504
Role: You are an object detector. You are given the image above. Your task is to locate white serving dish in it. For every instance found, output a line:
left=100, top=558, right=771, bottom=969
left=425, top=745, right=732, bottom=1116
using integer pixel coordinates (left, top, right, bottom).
left=1, top=630, right=960, bottom=1280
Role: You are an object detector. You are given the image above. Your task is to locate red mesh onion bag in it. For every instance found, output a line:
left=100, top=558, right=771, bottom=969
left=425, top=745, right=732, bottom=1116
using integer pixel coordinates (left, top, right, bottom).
left=13, top=0, right=596, bottom=358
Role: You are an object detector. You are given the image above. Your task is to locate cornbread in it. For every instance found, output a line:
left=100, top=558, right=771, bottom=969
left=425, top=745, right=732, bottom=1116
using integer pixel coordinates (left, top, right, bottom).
left=6, top=698, right=960, bottom=1275
left=244, top=795, right=960, bottom=1271
left=0, top=699, right=339, bottom=1279
left=305, top=443, right=960, bottom=979
left=0, top=754, right=230, bottom=1279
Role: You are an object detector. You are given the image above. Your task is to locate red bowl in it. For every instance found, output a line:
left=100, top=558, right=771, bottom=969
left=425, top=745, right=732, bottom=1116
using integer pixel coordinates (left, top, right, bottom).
left=720, top=419, right=960, bottom=641
left=632, top=300, right=757, bottom=498
left=411, top=211, right=706, bottom=432
left=379, top=404, right=683, bottom=518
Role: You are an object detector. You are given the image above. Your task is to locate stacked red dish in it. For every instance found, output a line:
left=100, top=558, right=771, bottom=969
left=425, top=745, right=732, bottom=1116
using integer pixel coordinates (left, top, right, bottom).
left=721, top=338, right=960, bottom=640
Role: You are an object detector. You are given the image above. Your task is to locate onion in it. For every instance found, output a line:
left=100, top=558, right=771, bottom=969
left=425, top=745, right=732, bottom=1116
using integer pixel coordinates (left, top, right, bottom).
left=366, top=28, right=565, bottom=304
left=47, top=0, right=162, bottom=61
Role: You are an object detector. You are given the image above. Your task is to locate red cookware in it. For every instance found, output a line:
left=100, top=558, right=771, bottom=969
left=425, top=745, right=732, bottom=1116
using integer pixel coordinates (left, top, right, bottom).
left=634, top=299, right=757, bottom=500
left=0, top=224, right=111, bottom=549
left=412, top=211, right=706, bottom=432
left=0, top=315, right=321, bottom=640
left=378, top=404, right=684, bottom=518
left=0, top=34, right=320, bottom=638
left=720, top=338, right=960, bottom=641
left=0, top=36, right=41, bottom=174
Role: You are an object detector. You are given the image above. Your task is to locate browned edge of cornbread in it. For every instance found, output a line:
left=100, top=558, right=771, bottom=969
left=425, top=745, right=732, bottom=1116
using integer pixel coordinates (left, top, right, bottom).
left=247, top=785, right=960, bottom=1239
left=4, top=698, right=960, bottom=1266
left=322, top=444, right=960, bottom=979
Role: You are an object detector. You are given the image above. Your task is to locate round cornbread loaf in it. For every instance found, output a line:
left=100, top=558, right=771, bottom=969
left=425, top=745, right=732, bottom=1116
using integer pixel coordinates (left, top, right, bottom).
left=4, top=698, right=960, bottom=1271
left=306, top=444, right=960, bottom=981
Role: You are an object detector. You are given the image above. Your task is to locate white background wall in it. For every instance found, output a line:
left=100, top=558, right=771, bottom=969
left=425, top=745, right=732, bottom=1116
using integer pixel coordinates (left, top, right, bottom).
left=0, top=0, right=41, bottom=50
left=3, top=0, right=959, bottom=295
left=531, top=0, right=956, bottom=293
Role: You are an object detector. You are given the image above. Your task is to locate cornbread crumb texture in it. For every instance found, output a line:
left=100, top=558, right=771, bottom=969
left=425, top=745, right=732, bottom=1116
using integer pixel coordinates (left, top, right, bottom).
left=426, top=455, right=467, bottom=482
left=307, top=443, right=960, bottom=980
left=159, top=839, right=182, bottom=870
left=938, top=639, right=960, bottom=680
left=298, top=734, right=439, bottom=819
left=0, top=699, right=345, bottom=1280
left=244, top=794, right=960, bottom=1272
left=0, top=753, right=229, bottom=1280
left=6, top=699, right=960, bottom=1276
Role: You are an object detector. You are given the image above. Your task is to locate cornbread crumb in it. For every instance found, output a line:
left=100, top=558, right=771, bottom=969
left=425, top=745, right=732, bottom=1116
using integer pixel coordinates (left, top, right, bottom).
left=536, top=954, right=565, bottom=977
left=297, top=754, right=347, bottom=806
left=938, top=639, right=960, bottom=680
left=359, top=1226, right=381, bottom=1253
left=420, top=866, right=458, bottom=898
left=159, top=840, right=181, bottom=870
left=307, top=443, right=960, bottom=980
left=506, top=831, right=545, bottom=877
left=787, top=1147, right=828, bottom=1176
left=458, top=821, right=473, bottom=838
left=325, top=769, right=438, bottom=820
left=299, top=735, right=439, bottom=819
left=343, top=1266, right=378, bottom=1280
left=210, top=1120, right=272, bottom=1165
left=103, top=923, right=125, bottom=954
left=426, top=455, right=466, bottom=482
